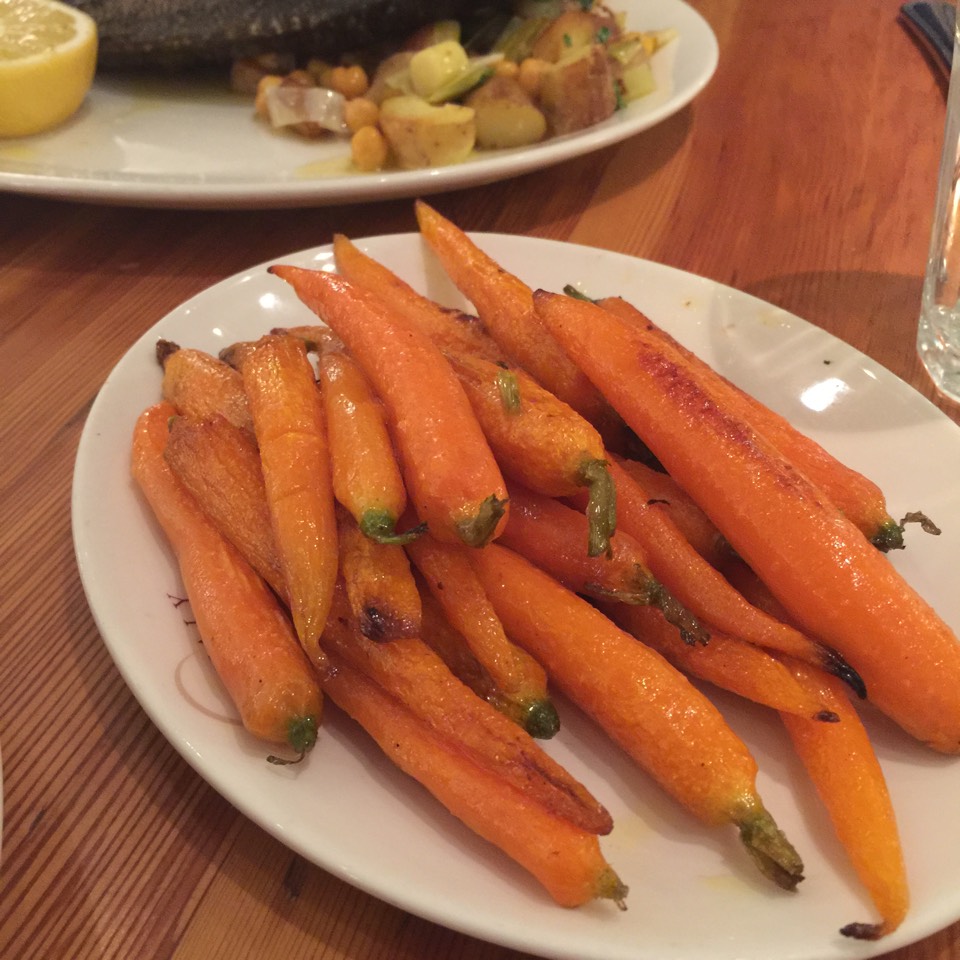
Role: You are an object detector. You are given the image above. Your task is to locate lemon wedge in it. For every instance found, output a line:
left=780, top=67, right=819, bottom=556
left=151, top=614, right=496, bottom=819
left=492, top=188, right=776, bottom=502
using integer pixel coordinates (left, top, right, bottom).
left=0, top=0, right=97, bottom=137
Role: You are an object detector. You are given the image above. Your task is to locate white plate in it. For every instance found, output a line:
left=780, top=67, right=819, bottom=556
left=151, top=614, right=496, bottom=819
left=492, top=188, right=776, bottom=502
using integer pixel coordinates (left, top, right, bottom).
left=0, top=0, right=716, bottom=209
left=72, top=233, right=960, bottom=960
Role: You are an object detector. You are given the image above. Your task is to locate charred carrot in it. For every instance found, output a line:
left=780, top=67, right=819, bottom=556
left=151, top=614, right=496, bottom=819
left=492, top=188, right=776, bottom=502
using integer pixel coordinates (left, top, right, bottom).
left=164, top=413, right=285, bottom=600
left=780, top=661, right=909, bottom=939
left=445, top=351, right=616, bottom=557
left=536, top=290, right=960, bottom=753
left=322, top=588, right=611, bottom=835
left=414, top=200, right=622, bottom=440
left=615, top=457, right=732, bottom=567
left=499, top=482, right=706, bottom=645
left=239, top=333, right=338, bottom=668
left=605, top=602, right=839, bottom=722
left=319, top=350, right=424, bottom=545
left=405, top=530, right=560, bottom=738
left=269, top=265, right=509, bottom=547
left=131, top=402, right=322, bottom=759
left=603, top=460, right=865, bottom=694
left=337, top=507, right=421, bottom=642
left=332, top=232, right=500, bottom=360
left=321, top=654, right=626, bottom=908
left=596, top=295, right=911, bottom=550
left=156, top=340, right=253, bottom=433
left=470, top=543, right=805, bottom=890
left=331, top=232, right=615, bottom=555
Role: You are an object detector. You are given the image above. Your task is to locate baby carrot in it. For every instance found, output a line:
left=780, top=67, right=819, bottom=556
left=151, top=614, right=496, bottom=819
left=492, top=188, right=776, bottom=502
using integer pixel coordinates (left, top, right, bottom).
left=331, top=232, right=615, bottom=554
left=470, top=543, right=804, bottom=890
left=332, top=232, right=501, bottom=360
left=131, top=402, right=322, bottom=759
left=606, top=602, right=839, bottom=722
left=240, top=334, right=338, bottom=669
left=596, top=295, right=908, bottom=551
left=536, top=289, right=960, bottom=753
left=615, top=457, right=733, bottom=567
left=164, top=413, right=286, bottom=600
left=156, top=340, right=253, bottom=433
left=414, top=199, right=622, bottom=440
left=321, top=588, right=611, bottom=835
left=337, top=508, right=421, bottom=642
left=269, top=265, right=509, bottom=547
left=780, top=661, right=909, bottom=939
left=319, top=349, right=424, bottom=545
left=445, top=350, right=616, bottom=557
left=604, top=460, right=865, bottom=695
left=405, top=529, right=560, bottom=739
left=321, top=654, right=627, bottom=908
left=499, top=482, right=706, bottom=645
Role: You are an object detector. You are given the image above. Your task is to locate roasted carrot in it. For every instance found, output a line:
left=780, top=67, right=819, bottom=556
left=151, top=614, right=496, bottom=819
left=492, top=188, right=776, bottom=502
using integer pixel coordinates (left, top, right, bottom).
left=536, top=289, right=960, bottom=753
left=321, top=654, right=626, bottom=908
left=596, top=294, right=909, bottom=551
left=499, top=482, right=706, bottom=645
left=239, top=333, right=338, bottom=668
left=269, top=265, right=509, bottom=547
left=164, top=413, right=285, bottom=600
left=319, top=349, right=424, bottom=545
left=414, top=199, right=623, bottom=441
left=780, top=661, right=909, bottom=939
left=605, top=602, right=839, bottom=722
left=444, top=350, right=616, bottom=556
left=337, top=507, right=421, bottom=642
left=602, top=460, right=865, bottom=694
left=332, top=232, right=500, bottom=360
left=470, top=542, right=804, bottom=890
left=332, top=232, right=616, bottom=555
left=321, top=587, right=611, bottom=835
left=156, top=340, right=253, bottom=433
left=405, top=529, right=560, bottom=738
left=131, top=402, right=322, bottom=759
left=615, top=457, right=733, bottom=567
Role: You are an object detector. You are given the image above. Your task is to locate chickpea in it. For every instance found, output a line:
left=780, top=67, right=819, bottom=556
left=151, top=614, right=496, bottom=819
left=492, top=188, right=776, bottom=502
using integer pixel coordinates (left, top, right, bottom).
left=328, top=64, right=370, bottom=100
left=351, top=125, right=389, bottom=172
left=306, top=58, right=335, bottom=88
left=494, top=59, right=520, bottom=80
left=517, top=57, right=550, bottom=100
left=343, top=97, right=380, bottom=134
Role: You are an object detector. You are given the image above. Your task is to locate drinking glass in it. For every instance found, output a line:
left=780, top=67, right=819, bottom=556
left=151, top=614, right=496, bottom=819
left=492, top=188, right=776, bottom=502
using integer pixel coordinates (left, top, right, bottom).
left=919, top=5, right=960, bottom=403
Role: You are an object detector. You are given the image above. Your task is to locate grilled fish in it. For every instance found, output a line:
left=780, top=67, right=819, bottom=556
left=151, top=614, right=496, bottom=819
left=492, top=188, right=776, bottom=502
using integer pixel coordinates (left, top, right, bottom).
left=67, top=0, right=513, bottom=71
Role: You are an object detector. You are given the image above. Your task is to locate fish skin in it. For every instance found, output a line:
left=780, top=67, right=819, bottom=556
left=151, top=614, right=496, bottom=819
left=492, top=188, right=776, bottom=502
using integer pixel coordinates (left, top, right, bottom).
left=67, top=0, right=513, bottom=71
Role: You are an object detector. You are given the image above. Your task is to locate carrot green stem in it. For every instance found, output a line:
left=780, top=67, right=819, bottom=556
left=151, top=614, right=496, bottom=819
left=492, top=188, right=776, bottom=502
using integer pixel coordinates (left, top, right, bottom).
left=650, top=581, right=710, bottom=646
left=521, top=698, right=561, bottom=739
left=359, top=508, right=427, bottom=545
left=456, top=494, right=510, bottom=547
left=577, top=458, right=616, bottom=558
left=494, top=367, right=522, bottom=413
left=736, top=803, right=805, bottom=891
left=597, top=867, right=630, bottom=911
left=266, top=714, right=319, bottom=766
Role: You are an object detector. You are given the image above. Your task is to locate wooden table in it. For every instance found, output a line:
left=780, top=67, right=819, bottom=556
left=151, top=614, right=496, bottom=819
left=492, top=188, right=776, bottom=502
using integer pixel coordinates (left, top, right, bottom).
left=2, top=2, right=958, bottom=958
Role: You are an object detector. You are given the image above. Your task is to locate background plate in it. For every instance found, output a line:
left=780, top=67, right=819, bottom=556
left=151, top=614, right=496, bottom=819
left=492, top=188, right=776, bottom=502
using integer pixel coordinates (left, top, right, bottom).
left=0, top=0, right=717, bottom=208
left=72, top=233, right=960, bottom=960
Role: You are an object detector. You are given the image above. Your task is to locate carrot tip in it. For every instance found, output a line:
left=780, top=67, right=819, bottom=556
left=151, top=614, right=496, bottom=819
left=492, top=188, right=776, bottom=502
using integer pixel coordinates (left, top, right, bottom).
left=840, top=921, right=886, bottom=941
left=899, top=510, right=941, bottom=541
left=821, top=648, right=867, bottom=700
left=456, top=494, right=509, bottom=548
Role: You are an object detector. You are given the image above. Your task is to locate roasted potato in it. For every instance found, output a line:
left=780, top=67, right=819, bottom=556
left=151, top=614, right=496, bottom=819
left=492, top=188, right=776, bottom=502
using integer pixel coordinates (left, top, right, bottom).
left=530, top=8, right=620, bottom=63
left=378, top=95, right=476, bottom=168
left=466, top=75, right=547, bottom=150
left=539, top=44, right=617, bottom=136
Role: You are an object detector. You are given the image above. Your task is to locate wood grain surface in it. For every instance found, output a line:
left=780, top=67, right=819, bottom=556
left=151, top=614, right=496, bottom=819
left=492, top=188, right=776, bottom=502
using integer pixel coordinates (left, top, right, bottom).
left=2, top=2, right=959, bottom=958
